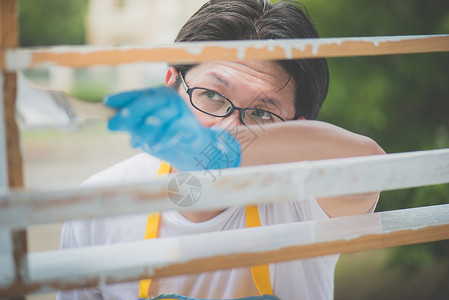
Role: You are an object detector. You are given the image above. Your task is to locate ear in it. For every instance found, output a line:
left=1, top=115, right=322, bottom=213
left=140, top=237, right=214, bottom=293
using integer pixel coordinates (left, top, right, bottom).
left=165, top=66, right=179, bottom=87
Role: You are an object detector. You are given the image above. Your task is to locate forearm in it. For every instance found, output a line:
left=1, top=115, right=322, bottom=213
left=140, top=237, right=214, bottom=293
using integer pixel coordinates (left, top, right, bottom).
left=237, top=120, right=385, bottom=166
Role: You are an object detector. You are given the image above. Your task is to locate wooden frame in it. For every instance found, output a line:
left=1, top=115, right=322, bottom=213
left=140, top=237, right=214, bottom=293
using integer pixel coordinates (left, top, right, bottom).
left=0, top=204, right=448, bottom=297
left=1, top=2, right=27, bottom=300
left=0, top=0, right=448, bottom=297
left=1, top=149, right=448, bottom=230
left=1, top=34, right=449, bottom=70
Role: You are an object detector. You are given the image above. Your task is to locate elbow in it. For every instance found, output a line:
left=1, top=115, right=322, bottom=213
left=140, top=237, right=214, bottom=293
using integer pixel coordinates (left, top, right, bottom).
left=361, top=136, right=386, bottom=157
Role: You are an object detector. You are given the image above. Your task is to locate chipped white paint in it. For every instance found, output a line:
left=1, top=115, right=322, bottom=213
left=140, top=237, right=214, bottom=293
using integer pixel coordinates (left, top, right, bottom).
left=15, top=204, right=447, bottom=295
left=185, top=42, right=210, bottom=56
left=0, top=73, right=8, bottom=190
left=0, top=229, right=15, bottom=287
left=3, top=34, right=449, bottom=71
left=0, top=74, right=8, bottom=190
left=0, top=58, right=17, bottom=291
left=4, top=50, right=32, bottom=71
left=29, top=233, right=180, bottom=283
left=0, top=148, right=448, bottom=230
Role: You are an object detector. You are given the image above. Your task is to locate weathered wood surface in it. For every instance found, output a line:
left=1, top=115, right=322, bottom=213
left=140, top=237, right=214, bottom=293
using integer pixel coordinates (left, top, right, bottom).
left=0, top=203, right=448, bottom=297
left=0, top=148, right=448, bottom=230
left=1, top=34, right=448, bottom=71
left=0, top=1, right=27, bottom=298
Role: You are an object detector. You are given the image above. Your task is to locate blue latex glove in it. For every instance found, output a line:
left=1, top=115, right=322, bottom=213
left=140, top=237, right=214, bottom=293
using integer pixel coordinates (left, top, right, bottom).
left=105, top=87, right=241, bottom=172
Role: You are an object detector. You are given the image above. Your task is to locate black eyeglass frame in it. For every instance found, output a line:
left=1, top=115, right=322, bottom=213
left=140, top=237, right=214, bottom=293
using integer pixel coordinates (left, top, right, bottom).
left=179, top=71, right=286, bottom=126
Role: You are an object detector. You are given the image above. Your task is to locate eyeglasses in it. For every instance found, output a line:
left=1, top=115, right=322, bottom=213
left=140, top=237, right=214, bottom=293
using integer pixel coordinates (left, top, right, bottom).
left=179, top=72, right=285, bottom=126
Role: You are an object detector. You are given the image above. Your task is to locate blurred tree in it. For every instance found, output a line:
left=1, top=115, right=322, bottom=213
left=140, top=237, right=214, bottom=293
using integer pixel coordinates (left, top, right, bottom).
left=19, top=0, right=88, bottom=46
left=19, top=0, right=107, bottom=102
left=297, top=0, right=449, bottom=272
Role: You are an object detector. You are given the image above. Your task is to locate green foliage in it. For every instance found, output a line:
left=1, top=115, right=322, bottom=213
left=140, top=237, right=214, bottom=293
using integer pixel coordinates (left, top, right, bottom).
left=69, top=68, right=114, bottom=103
left=70, top=79, right=110, bottom=103
left=19, top=0, right=88, bottom=46
left=300, top=0, right=449, bottom=272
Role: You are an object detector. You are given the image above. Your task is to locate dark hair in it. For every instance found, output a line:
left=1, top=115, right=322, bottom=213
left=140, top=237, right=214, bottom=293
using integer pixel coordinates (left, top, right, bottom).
left=171, top=0, right=329, bottom=120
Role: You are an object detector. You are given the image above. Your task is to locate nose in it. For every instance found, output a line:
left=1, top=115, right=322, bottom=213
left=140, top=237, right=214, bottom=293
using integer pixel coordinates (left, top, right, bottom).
left=213, top=111, right=241, bottom=129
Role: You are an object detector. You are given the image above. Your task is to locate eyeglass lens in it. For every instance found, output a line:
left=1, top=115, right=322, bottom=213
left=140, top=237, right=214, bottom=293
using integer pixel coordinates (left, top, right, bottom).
left=190, top=88, right=282, bottom=125
left=191, top=88, right=231, bottom=116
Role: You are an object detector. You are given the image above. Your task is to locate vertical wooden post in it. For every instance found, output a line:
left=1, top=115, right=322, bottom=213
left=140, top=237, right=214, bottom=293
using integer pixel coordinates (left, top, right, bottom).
left=1, top=0, right=27, bottom=298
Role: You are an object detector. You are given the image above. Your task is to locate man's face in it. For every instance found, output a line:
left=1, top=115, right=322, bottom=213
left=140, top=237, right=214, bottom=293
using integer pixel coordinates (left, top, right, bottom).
left=176, top=60, right=297, bottom=128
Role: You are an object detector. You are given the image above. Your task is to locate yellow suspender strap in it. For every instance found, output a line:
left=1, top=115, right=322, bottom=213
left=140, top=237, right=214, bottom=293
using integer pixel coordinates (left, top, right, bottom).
left=138, top=213, right=160, bottom=298
left=139, top=162, right=273, bottom=298
left=245, top=205, right=274, bottom=296
left=138, top=161, right=171, bottom=299
left=157, top=160, right=172, bottom=175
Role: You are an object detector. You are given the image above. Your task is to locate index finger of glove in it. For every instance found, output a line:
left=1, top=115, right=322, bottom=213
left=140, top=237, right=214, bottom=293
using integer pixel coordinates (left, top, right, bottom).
left=107, top=87, right=182, bottom=130
left=104, top=89, right=147, bottom=109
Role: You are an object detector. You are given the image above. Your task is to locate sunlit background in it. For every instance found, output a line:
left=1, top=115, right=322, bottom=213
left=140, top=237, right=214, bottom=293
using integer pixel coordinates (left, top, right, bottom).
left=17, top=0, right=449, bottom=299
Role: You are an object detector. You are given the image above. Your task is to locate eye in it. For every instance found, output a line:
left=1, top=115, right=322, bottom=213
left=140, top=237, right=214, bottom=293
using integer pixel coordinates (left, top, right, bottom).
left=203, top=90, right=223, bottom=101
left=250, top=109, right=273, bottom=120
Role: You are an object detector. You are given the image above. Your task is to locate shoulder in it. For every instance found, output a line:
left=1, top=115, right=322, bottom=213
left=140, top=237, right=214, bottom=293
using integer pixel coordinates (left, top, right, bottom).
left=81, top=153, right=162, bottom=187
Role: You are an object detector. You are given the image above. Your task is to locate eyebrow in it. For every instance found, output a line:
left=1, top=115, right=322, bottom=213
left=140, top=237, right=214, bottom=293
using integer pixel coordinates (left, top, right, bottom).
left=256, top=97, right=284, bottom=114
left=208, top=72, right=232, bottom=88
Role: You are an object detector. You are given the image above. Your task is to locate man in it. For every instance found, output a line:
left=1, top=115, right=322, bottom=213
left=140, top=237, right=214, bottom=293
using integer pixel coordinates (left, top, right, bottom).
left=58, top=0, right=385, bottom=299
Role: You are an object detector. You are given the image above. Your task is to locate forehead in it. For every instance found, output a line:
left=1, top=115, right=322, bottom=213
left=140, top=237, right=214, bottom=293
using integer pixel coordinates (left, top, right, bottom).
left=188, top=60, right=293, bottom=90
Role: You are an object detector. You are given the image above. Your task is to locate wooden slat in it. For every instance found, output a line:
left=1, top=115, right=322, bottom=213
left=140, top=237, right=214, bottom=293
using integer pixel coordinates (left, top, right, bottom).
left=0, top=76, right=8, bottom=287
left=0, top=204, right=448, bottom=297
left=0, top=1, right=28, bottom=298
left=0, top=0, right=22, bottom=191
left=2, top=73, right=22, bottom=187
left=1, top=34, right=448, bottom=71
left=0, top=229, right=15, bottom=288
left=0, top=148, right=448, bottom=230
left=0, top=74, right=7, bottom=186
